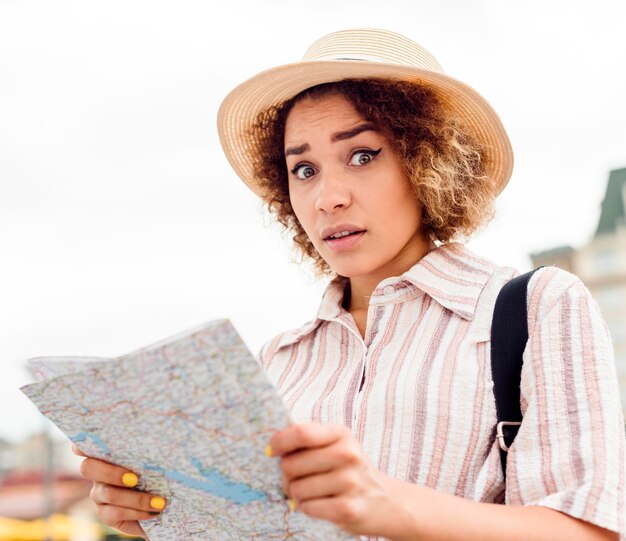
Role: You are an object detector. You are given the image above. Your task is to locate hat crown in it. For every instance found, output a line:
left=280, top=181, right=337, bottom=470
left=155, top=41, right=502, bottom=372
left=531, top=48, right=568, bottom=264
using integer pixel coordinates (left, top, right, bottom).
left=301, top=28, right=444, bottom=73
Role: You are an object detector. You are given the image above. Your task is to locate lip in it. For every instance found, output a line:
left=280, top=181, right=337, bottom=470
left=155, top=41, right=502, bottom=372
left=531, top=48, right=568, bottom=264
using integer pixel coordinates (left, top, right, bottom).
left=320, top=224, right=367, bottom=241
left=324, top=230, right=366, bottom=252
left=319, top=224, right=367, bottom=253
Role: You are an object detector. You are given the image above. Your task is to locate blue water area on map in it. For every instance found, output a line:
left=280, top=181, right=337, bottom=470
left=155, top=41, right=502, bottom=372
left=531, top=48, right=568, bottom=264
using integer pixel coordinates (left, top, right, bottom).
left=144, top=458, right=267, bottom=504
left=71, top=432, right=111, bottom=454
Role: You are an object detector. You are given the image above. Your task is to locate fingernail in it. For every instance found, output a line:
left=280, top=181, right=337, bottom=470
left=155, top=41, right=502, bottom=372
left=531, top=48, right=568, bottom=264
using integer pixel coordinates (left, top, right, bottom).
left=264, top=444, right=273, bottom=458
left=288, top=499, right=296, bottom=512
left=149, top=511, right=160, bottom=516
left=150, top=496, right=166, bottom=510
left=122, top=472, right=138, bottom=487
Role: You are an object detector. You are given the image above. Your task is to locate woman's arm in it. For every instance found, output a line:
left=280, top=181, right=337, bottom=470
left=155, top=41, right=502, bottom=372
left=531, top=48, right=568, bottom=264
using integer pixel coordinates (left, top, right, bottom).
left=270, top=423, right=619, bottom=541
left=385, top=475, right=619, bottom=541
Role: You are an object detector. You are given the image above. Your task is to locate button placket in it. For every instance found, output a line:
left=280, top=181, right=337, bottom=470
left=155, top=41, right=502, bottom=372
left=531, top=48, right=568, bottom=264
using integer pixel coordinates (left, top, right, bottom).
left=351, top=302, right=384, bottom=433
left=328, top=315, right=367, bottom=431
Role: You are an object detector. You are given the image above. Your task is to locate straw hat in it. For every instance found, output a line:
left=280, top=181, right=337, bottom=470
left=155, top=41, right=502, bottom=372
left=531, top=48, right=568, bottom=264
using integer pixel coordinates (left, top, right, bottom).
left=217, top=28, right=513, bottom=197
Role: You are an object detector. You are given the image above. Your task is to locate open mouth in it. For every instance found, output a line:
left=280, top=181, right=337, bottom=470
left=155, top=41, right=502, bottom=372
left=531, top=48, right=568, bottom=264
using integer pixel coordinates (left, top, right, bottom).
left=324, top=230, right=366, bottom=241
left=323, top=229, right=367, bottom=252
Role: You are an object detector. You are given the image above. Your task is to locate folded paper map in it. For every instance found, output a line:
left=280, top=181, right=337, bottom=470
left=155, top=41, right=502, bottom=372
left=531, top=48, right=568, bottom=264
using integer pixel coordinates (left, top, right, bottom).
left=21, top=320, right=355, bottom=540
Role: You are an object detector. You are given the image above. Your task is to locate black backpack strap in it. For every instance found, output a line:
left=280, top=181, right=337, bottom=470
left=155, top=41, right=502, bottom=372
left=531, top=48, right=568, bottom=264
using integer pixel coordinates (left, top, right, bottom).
left=490, top=268, right=541, bottom=478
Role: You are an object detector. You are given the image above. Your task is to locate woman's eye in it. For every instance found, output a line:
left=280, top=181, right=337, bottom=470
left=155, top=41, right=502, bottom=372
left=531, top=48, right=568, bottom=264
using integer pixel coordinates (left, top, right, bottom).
left=291, top=164, right=316, bottom=180
left=349, top=148, right=382, bottom=166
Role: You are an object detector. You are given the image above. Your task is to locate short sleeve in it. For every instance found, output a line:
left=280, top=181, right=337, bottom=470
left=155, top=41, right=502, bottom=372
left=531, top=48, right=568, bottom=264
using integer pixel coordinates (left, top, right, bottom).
left=506, top=267, right=626, bottom=538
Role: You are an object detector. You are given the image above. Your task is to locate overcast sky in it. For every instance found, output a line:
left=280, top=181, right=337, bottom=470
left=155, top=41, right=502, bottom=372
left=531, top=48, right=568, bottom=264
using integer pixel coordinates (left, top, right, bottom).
left=1, top=0, right=625, bottom=443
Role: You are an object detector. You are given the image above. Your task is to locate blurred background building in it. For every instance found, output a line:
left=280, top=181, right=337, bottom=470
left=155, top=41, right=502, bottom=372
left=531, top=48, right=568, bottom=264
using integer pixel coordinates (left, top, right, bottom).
left=532, top=167, right=626, bottom=413
left=0, top=432, right=139, bottom=540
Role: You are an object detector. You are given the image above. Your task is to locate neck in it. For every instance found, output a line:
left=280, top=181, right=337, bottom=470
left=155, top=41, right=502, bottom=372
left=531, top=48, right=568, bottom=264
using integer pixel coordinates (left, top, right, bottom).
left=347, top=236, right=435, bottom=313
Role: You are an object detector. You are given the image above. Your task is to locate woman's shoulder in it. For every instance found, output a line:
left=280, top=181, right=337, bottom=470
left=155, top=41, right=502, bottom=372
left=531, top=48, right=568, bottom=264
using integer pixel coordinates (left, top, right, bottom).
left=525, top=265, right=597, bottom=331
left=481, top=261, right=598, bottom=334
left=462, top=244, right=596, bottom=335
left=257, top=276, right=348, bottom=367
left=257, top=317, right=323, bottom=368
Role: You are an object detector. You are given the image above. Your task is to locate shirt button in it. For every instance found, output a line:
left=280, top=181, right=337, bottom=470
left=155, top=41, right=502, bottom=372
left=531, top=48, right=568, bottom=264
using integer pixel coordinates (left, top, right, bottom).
left=383, top=285, right=395, bottom=296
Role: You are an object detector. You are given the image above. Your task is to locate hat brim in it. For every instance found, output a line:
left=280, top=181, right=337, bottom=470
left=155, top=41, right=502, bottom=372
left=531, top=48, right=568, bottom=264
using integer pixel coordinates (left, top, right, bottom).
left=218, top=60, right=513, bottom=197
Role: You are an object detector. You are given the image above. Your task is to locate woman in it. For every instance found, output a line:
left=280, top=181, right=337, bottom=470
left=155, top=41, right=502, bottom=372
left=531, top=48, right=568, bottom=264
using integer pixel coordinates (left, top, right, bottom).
left=76, top=29, right=625, bottom=540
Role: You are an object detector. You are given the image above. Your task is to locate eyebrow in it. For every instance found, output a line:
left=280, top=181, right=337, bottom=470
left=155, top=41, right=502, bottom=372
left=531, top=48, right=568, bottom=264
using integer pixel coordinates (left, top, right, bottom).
left=284, top=143, right=310, bottom=157
left=284, top=122, right=378, bottom=158
left=331, top=122, right=377, bottom=142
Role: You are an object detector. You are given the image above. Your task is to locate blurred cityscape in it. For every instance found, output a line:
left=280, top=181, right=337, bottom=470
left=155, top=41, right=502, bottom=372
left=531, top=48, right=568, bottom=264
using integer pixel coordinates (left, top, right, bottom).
left=2, top=168, right=625, bottom=540
left=0, top=431, right=141, bottom=540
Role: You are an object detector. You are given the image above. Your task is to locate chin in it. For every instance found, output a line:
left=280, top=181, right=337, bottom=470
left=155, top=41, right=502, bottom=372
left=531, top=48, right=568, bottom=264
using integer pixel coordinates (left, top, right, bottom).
left=324, top=257, right=383, bottom=279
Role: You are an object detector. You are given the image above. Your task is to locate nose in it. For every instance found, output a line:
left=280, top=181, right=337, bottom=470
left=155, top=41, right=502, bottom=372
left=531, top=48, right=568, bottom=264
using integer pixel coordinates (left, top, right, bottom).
left=314, top=170, right=352, bottom=213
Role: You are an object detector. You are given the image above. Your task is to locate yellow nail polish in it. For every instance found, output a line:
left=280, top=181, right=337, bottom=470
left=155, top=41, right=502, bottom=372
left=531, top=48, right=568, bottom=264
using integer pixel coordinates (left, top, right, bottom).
left=122, top=472, right=138, bottom=488
left=150, top=496, right=166, bottom=510
left=264, top=444, right=273, bottom=458
left=288, top=499, right=296, bottom=512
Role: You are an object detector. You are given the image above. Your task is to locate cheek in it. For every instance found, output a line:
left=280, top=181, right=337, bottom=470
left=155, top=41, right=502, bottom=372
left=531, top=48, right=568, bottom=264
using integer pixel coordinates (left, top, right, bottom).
left=289, top=189, right=314, bottom=233
left=382, top=179, right=422, bottom=231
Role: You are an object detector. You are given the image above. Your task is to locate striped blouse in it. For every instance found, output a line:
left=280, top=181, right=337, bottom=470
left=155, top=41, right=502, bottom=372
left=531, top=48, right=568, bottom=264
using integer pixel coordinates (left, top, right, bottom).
left=259, top=243, right=626, bottom=539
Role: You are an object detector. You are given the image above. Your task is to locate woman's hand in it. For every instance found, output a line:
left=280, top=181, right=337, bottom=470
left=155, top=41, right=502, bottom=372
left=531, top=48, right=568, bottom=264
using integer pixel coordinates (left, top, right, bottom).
left=72, top=444, right=166, bottom=539
left=269, top=423, right=414, bottom=539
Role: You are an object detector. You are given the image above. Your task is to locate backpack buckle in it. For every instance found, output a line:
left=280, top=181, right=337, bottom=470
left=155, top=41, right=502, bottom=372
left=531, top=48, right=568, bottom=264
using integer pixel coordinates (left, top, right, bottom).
left=496, top=421, right=521, bottom=452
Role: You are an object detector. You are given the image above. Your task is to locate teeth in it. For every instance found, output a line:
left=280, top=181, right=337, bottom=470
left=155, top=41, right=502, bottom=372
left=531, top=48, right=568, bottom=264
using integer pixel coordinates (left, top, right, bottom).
left=329, top=231, right=357, bottom=239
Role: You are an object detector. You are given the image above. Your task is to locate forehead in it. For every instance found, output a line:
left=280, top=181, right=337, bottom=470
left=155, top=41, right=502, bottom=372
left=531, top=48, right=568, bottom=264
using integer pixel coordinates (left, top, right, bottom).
left=284, top=94, right=366, bottom=140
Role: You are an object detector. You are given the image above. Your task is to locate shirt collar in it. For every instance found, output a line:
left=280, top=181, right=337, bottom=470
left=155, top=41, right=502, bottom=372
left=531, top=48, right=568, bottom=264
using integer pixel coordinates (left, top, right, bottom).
left=316, top=242, right=496, bottom=323
left=399, top=242, right=496, bottom=320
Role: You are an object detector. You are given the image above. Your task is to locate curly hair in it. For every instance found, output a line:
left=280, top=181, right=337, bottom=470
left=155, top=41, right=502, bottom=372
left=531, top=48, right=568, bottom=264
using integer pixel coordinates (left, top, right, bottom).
left=249, top=78, right=498, bottom=275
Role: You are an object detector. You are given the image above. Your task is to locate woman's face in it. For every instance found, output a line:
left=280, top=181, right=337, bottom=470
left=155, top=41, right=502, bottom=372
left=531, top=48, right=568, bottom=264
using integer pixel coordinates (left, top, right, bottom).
left=284, top=93, right=431, bottom=280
